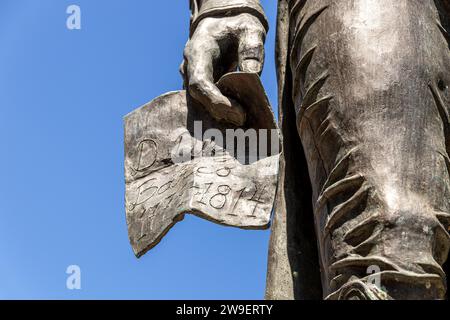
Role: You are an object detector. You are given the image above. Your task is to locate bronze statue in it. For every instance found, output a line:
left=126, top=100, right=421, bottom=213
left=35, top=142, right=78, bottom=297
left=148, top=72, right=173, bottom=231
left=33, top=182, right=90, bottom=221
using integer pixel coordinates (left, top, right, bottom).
left=125, top=0, right=450, bottom=300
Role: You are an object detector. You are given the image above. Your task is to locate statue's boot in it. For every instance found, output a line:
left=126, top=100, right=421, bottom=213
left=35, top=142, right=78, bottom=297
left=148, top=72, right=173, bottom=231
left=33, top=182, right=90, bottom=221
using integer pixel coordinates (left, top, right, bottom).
left=290, top=0, right=450, bottom=299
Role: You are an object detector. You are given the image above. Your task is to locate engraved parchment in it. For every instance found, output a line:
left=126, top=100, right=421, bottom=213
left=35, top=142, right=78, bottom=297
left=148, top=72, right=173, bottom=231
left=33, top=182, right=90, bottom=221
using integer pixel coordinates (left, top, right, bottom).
left=124, top=73, right=280, bottom=257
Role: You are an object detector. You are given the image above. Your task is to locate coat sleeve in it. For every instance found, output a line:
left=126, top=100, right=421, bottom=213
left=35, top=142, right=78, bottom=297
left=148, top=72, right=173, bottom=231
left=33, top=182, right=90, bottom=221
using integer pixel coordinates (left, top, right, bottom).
left=189, top=0, right=269, bottom=36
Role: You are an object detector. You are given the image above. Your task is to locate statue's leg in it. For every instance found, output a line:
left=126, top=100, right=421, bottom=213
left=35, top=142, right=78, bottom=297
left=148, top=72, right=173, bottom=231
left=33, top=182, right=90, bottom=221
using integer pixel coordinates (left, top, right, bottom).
left=291, top=0, right=450, bottom=299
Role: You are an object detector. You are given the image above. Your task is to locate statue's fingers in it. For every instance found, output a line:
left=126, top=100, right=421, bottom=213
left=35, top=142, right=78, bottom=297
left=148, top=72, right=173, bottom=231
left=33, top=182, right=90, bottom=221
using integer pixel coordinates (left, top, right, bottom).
left=238, top=22, right=266, bottom=74
left=185, top=35, right=246, bottom=126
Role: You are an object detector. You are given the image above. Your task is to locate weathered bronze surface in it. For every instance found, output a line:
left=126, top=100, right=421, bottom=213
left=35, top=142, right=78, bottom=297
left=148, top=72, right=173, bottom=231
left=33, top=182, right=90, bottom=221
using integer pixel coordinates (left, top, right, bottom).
left=287, top=0, right=450, bottom=300
left=125, top=0, right=450, bottom=300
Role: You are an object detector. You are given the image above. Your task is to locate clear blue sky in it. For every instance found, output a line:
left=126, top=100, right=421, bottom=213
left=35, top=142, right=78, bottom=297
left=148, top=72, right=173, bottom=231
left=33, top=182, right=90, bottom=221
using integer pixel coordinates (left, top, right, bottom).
left=0, top=0, right=279, bottom=299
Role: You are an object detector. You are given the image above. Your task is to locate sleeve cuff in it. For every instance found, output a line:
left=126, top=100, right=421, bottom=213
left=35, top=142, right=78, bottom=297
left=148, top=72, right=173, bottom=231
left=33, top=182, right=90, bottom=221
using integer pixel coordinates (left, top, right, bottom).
left=190, top=0, right=269, bottom=37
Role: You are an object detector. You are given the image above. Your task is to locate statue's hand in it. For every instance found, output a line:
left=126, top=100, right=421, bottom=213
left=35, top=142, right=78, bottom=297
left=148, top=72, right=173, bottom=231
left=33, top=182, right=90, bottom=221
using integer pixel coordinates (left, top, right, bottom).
left=181, top=13, right=266, bottom=126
